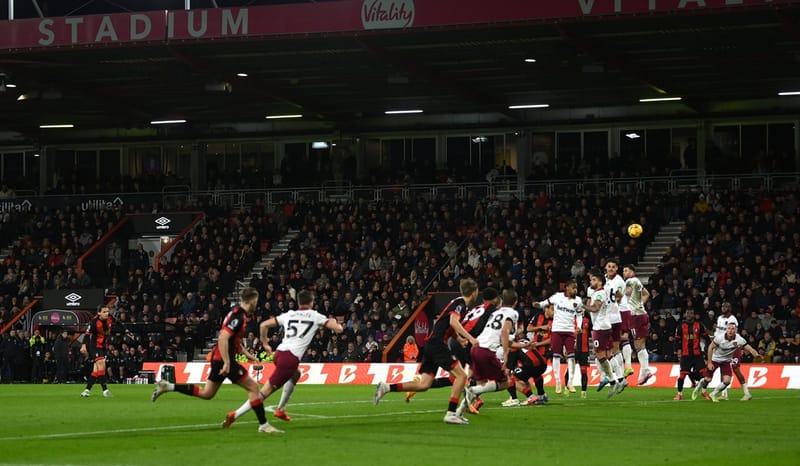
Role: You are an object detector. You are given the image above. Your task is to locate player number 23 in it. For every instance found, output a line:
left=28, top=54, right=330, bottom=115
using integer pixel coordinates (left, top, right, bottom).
left=286, top=319, right=314, bottom=338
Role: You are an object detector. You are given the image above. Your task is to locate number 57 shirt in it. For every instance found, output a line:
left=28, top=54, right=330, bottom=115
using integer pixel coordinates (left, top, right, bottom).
left=276, top=309, right=331, bottom=358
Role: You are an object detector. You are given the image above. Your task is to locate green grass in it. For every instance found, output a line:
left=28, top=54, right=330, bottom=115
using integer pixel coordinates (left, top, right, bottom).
left=1, top=384, right=799, bottom=466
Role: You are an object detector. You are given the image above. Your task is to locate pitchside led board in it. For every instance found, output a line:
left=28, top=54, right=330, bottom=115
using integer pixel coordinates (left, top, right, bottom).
left=129, top=213, right=195, bottom=236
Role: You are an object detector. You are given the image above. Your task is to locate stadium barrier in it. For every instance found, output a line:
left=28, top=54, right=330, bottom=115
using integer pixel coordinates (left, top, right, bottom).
left=142, top=362, right=800, bottom=389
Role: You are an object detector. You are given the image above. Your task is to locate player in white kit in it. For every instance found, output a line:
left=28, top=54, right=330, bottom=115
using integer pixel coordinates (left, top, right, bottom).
left=713, top=302, right=751, bottom=400
left=223, top=290, right=344, bottom=430
left=623, top=264, right=652, bottom=385
left=597, top=260, right=627, bottom=391
left=532, top=280, right=583, bottom=394
left=693, top=323, right=759, bottom=402
left=586, top=268, right=625, bottom=397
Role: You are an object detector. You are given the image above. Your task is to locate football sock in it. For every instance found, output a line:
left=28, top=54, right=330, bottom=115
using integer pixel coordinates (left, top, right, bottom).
left=742, top=382, right=750, bottom=396
left=233, top=394, right=261, bottom=420
left=552, top=357, right=561, bottom=386
left=711, top=381, right=730, bottom=396
left=250, top=398, right=268, bottom=424
left=580, top=368, right=588, bottom=391
left=566, top=357, right=576, bottom=385
left=677, top=371, right=688, bottom=392
left=448, top=397, right=459, bottom=413
left=431, top=377, right=453, bottom=389
left=637, top=348, right=649, bottom=376
left=85, top=376, right=95, bottom=390
left=277, top=379, right=296, bottom=410
left=520, top=386, right=532, bottom=397
left=622, top=342, right=632, bottom=369
left=507, top=384, right=518, bottom=399
left=609, top=355, right=623, bottom=379
left=174, top=384, right=199, bottom=397
left=534, top=376, right=545, bottom=395
left=599, top=358, right=615, bottom=382
left=99, top=375, right=108, bottom=391
left=471, top=381, right=497, bottom=395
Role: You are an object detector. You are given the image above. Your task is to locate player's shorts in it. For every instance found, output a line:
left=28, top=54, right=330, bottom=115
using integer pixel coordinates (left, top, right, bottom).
left=448, top=337, right=470, bottom=365
left=550, top=331, right=576, bottom=358
left=91, top=348, right=107, bottom=363
left=620, top=311, right=632, bottom=333
left=269, top=350, right=300, bottom=387
left=710, top=360, right=732, bottom=378
left=610, top=322, right=622, bottom=343
left=592, top=329, right=614, bottom=351
left=419, top=342, right=459, bottom=376
left=469, top=346, right=506, bottom=382
left=207, top=359, right=249, bottom=384
left=679, top=355, right=705, bottom=373
left=513, top=349, right=547, bottom=381
left=730, top=348, right=743, bottom=369
left=630, top=314, right=650, bottom=340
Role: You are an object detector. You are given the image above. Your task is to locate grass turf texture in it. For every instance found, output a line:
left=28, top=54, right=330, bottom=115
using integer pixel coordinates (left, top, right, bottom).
left=1, top=384, right=798, bottom=465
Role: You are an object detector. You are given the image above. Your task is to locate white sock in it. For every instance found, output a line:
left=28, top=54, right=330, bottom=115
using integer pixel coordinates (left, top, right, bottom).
left=233, top=393, right=263, bottom=420
left=552, top=357, right=562, bottom=387
left=455, top=398, right=467, bottom=417
left=622, top=344, right=632, bottom=369
left=566, top=358, right=576, bottom=386
left=472, top=381, right=497, bottom=395
left=637, top=348, right=649, bottom=378
left=165, top=382, right=175, bottom=391
left=600, top=360, right=615, bottom=381
left=278, top=380, right=296, bottom=410
left=742, top=382, right=750, bottom=396
left=609, top=355, right=623, bottom=379
left=712, top=382, right=729, bottom=396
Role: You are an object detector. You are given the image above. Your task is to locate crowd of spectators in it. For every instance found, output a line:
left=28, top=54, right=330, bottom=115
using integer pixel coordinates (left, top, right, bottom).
left=643, top=189, right=800, bottom=364
left=3, top=179, right=800, bottom=383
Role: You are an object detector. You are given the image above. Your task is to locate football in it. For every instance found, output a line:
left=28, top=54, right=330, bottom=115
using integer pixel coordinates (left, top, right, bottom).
left=627, top=223, right=643, bottom=238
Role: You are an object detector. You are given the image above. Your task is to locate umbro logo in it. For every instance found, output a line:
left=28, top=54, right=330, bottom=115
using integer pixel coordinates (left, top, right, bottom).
left=155, top=217, right=171, bottom=230
left=65, top=293, right=82, bottom=306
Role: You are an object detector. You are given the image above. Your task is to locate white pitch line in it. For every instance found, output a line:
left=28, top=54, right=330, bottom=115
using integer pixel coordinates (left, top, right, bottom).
left=0, top=407, right=441, bottom=441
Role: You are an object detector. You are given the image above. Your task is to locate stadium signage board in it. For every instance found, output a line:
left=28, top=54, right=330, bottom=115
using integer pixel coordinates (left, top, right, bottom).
left=142, top=361, right=800, bottom=389
left=129, top=213, right=195, bottom=235
left=43, top=288, right=105, bottom=310
left=0, top=0, right=793, bottom=50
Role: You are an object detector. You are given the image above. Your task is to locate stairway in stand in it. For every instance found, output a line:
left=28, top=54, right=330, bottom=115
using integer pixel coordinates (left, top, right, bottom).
left=637, top=221, right=684, bottom=285
left=194, top=228, right=300, bottom=361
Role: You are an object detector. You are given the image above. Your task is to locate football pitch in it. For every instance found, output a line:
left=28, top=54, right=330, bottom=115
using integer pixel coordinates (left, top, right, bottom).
left=1, top=384, right=798, bottom=466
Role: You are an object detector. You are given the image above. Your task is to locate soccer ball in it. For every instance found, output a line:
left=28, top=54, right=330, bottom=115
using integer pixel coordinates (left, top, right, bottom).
left=627, top=223, right=643, bottom=238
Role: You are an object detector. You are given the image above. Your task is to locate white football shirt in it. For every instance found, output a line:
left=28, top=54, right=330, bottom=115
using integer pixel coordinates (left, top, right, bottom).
left=588, top=287, right=611, bottom=330
left=276, top=309, right=330, bottom=358
left=538, top=292, right=583, bottom=332
left=711, top=333, right=747, bottom=362
left=625, top=277, right=646, bottom=316
left=476, top=306, right=519, bottom=352
left=605, top=274, right=625, bottom=324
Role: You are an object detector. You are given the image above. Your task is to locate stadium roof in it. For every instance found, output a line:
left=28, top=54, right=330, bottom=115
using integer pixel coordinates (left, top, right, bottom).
left=1, top=0, right=800, bottom=142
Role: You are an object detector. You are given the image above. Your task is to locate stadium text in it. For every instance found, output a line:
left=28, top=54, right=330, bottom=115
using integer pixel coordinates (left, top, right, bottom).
left=36, top=9, right=248, bottom=46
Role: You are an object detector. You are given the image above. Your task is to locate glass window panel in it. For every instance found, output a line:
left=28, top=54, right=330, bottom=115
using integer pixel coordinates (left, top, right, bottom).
left=556, top=132, right=580, bottom=178
left=583, top=131, right=609, bottom=177
left=530, top=132, right=554, bottom=179
left=742, top=125, right=767, bottom=171
left=620, top=129, right=645, bottom=177
left=646, top=129, right=671, bottom=175
left=446, top=136, right=471, bottom=180
left=3, top=152, right=24, bottom=186
left=768, top=123, right=794, bottom=171
left=713, top=125, right=739, bottom=173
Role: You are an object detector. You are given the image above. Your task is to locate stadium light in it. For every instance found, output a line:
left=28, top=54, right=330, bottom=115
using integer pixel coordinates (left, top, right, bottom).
left=266, top=114, right=303, bottom=119
left=385, top=109, right=423, bottom=115
left=778, top=91, right=800, bottom=96
left=39, top=124, right=74, bottom=129
left=150, top=119, right=187, bottom=125
left=236, top=73, right=248, bottom=77
left=639, top=97, right=682, bottom=102
left=524, top=58, right=537, bottom=63
left=508, top=104, right=549, bottom=109
left=625, top=133, right=641, bottom=139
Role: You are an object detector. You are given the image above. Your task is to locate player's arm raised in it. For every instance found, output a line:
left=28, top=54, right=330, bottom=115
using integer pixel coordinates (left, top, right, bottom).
left=449, top=312, right=478, bottom=347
